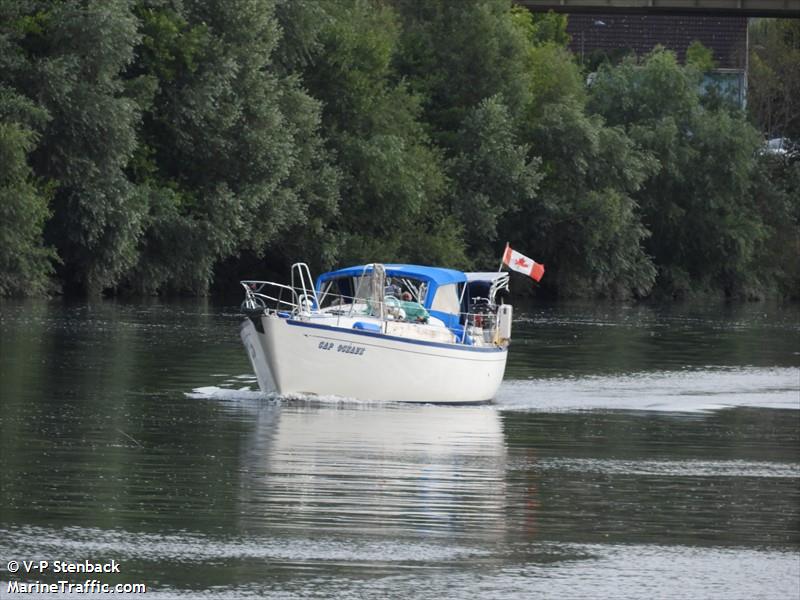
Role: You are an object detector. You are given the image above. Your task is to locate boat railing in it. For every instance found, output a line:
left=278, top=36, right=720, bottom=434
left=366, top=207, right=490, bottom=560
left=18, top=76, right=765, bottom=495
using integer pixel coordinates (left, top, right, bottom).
left=240, top=280, right=302, bottom=315
left=290, top=262, right=320, bottom=312
left=240, top=281, right=507, bottom=345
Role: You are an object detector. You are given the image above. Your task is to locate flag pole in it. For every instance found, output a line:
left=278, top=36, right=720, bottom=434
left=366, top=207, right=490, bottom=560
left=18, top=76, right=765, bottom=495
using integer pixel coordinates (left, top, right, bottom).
left=499, top=242, right=509, bottom=272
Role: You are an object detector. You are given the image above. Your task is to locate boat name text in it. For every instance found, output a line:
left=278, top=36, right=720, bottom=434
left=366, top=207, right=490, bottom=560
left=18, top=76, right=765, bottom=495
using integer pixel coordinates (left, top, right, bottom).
left=318, top=341, right=365, bottom=355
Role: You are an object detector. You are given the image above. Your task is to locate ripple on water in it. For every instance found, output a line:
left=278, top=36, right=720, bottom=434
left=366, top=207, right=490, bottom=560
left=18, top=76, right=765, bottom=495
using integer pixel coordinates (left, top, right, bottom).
left=507, top=457, right=800, bottom=478
left=0, top=525, right=487, bottom=564
left=1, top=528, right=797, bottom=600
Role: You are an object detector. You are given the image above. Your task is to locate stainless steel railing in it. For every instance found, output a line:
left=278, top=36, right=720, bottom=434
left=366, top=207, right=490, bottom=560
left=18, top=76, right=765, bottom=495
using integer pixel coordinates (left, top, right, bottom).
left=240, top=280, right=507, bottom=346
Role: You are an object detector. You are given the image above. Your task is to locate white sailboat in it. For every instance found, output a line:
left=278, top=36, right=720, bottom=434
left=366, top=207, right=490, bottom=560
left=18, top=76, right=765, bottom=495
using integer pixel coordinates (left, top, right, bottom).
left=239, top=262, right=513, bottom=403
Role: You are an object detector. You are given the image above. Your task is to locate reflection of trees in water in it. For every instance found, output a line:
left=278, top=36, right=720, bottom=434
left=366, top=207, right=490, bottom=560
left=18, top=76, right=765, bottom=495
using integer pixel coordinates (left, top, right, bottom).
left=0, top=301, right=250, bottom=532
left=507, top=301, right=800, bottom=379
left=500, top=409, right=800, bottom=547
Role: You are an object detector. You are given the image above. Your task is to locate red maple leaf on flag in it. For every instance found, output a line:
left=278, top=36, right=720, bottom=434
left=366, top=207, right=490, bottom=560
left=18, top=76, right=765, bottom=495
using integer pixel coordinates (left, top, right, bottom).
left=515, top=257, right=528, bottom=268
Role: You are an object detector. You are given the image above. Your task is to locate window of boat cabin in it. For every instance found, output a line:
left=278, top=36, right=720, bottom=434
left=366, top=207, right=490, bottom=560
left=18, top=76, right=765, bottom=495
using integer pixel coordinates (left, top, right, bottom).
left=430, top=283, right=461, bottom=315
left=351, top=275, right=380, bottom=305
left=318, top=278, right=354, bottom=307
left=320, top=275, right=428, bottom=307
left=330, top=275, right=383, bottom=305
left=395, top=278, right=426, bottom=303
left=319, top=276, right=462, bottom=314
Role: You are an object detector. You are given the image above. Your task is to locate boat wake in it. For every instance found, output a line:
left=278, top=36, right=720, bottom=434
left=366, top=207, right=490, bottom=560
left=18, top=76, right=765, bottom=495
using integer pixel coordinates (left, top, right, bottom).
left=496, top=366, right=800, bottom=413
left=188, top=367, right=799, bottom=414
left=186, top=377, right=378, bottom=406
left=186, top=385, right=265, bottom=401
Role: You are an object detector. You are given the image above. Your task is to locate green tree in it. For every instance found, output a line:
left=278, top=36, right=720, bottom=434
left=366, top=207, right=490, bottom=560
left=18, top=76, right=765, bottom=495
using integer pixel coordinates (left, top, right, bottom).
left=511, top=7, right=584, bottom=121
left=4, top=0, right=145, bottom=295
left=393, top=0, right=533, bottom=143
left=750, top=157, right=800, bottom=298
left=748, top=19, right=800, bottom=140
left=525, top=42, right=585, bottom=118
left=509, top=6, right=569, bottom=48
left=300, top=0, right=464, bottom=267
left=124, top=0, right=340, bottom=292
left=0, top=4, right=56, bottom=296
left=499, top=11, right=655, bottom=298
left=0, top=89, right=55, bottom=296
left=685, top=39, right=716, bottom=72
left=509, top=100, right=657, bottom=297
left=589, top=48, right=766, bottom=297
left=448, top=95, right=541, bottom=265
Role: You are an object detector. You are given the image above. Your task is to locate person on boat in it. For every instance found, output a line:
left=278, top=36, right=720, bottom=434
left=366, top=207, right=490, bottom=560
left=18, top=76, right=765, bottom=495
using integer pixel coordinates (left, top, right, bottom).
left=385, top=278, right=402, bottom=297
left=399, top=292, right=428, bottom=323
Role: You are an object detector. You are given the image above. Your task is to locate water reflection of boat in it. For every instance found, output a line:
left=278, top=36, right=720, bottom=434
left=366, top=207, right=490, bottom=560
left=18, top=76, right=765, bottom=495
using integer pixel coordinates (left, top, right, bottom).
left=239, top=263, right=512, bottom=403
left=238, top=404, right=507, bottom=538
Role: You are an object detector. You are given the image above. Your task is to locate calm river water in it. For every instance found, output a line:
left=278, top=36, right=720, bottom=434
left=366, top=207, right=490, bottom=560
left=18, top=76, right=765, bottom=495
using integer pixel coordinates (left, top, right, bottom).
left=1, top=299, right=798, bottom=599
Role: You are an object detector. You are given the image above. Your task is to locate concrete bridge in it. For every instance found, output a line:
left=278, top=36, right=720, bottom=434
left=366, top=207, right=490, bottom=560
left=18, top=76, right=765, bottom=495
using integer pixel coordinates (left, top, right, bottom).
left=517, top=1, right=800, bottom=17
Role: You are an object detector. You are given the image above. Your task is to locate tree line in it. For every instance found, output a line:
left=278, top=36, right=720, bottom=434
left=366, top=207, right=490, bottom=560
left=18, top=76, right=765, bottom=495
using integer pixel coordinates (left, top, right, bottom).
left=1, top=0, right=798, bottom=299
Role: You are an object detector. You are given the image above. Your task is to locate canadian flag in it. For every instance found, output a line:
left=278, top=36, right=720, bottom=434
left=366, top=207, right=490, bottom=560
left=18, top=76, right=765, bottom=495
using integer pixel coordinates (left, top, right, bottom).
left=503, top=244, right=545, bottom=282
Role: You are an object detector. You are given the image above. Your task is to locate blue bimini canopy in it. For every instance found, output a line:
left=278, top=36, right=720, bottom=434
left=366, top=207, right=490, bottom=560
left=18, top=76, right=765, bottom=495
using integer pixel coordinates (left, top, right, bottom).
left=316, top=264, right=467, bottom=326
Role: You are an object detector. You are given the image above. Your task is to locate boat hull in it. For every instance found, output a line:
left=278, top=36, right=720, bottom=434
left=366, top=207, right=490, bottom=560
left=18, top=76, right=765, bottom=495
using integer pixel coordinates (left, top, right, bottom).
left=240, top=315, right=507, bottom=403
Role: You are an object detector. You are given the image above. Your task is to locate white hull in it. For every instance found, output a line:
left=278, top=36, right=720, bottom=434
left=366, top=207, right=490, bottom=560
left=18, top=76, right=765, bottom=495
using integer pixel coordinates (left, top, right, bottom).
left=240, top=315, right=507, bottom=403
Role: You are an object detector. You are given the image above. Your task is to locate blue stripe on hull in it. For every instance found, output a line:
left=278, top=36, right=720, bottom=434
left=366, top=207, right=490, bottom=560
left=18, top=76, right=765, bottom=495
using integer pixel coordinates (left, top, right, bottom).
left=285, top=319, right=506, bottom=354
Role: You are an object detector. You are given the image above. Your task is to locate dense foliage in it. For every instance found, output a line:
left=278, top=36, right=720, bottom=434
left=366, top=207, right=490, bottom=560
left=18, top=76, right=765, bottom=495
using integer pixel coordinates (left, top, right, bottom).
left=748, top=18, right=800, bottom=141
left=0, top=0, right=797, bottom=299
